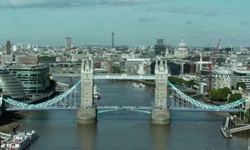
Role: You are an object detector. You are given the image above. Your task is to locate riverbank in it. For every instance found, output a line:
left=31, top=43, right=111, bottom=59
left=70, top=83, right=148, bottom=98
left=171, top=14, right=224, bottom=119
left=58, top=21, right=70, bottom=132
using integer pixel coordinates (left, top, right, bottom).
left=0, top=111, right=31, bottom=133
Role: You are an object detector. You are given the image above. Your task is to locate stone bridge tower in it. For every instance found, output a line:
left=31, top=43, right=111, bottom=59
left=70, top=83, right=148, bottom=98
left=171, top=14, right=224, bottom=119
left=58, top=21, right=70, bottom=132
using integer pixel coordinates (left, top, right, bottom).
left=151, top=60, right=170, bottom=125
left=77, top=58, right=97, bottom=124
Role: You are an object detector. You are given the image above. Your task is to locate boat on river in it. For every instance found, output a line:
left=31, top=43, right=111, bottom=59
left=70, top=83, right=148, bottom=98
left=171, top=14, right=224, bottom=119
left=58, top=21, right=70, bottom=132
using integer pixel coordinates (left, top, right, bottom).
left=0, top=130, right=39, bottom=150
left=94, top=84, right=101, bottom=99
left=132, top=82, right=146, bottom=88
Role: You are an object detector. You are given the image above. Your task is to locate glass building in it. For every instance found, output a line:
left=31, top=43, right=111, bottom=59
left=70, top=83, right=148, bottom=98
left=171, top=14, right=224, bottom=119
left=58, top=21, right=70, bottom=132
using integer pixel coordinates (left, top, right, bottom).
left=0, top=67, right=26, bottom=101
left=7, top=64, right=50, bottom=94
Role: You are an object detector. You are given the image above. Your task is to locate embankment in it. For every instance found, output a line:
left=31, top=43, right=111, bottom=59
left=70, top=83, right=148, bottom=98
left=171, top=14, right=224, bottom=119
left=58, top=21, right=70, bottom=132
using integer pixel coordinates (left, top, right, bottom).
left=0, top=111, right=31, bottom=133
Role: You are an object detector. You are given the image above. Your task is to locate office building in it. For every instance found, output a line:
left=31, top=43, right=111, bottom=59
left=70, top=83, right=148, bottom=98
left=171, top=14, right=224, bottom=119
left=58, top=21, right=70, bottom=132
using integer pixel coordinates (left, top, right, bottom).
left=112, top=32, right=114, bottom=48
left=231, top=69, right=250, bottom=90
left=157, top=39, right=164, bottom=46
left=6, top=41, right=11, bottom=55
left=154, top=39, right=166, bottom=55
left=65, top=37, right=72, bottom=50
left=7, top=64, right=50, bottom=94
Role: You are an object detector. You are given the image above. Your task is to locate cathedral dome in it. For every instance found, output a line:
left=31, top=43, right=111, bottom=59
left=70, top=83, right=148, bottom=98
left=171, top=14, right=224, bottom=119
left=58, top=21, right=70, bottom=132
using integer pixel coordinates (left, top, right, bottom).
left=178, top=38, right=187, bottom=47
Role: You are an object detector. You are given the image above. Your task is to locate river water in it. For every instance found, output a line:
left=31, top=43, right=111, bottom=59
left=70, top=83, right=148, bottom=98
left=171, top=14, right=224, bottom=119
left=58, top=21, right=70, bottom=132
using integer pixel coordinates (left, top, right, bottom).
left=19, top=77, right=248, bottom=150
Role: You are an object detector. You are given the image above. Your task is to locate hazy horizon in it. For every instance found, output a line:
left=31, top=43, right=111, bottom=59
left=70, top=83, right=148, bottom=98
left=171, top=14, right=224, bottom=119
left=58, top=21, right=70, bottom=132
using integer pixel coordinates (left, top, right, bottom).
left=0, top=0, right=249, bottom=47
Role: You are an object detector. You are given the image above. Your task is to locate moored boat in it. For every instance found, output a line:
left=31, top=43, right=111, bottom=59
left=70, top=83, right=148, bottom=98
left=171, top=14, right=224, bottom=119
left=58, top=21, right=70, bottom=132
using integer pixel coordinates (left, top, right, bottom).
left=26, top=130, right=39, bottom=141
left=93, top=84, right=101, bottom=99
left=132, top=82, right=146, bottom=88
left=0, top=130, right=39, bottom=150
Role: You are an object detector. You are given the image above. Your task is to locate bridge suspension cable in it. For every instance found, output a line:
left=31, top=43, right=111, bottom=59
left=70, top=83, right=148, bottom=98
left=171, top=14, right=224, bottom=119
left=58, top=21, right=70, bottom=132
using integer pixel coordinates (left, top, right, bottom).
left=4, top=80, right=80, bottom=109
left=2, top=79, right=246, bottom=112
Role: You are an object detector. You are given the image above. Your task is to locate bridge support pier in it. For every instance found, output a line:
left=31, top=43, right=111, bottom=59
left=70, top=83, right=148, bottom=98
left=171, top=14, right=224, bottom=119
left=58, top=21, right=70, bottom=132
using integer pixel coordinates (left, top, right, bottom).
left=77, top=108, right=97, bottom=124
left=151, top=108, right=170, bottom=125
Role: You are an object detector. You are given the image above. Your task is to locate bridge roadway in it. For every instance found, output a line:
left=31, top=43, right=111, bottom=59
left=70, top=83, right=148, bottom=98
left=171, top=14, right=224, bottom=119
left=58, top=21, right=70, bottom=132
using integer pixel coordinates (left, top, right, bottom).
left=6, top=105, right=244, bottom=113
left=51, top=73, right=156, bottom=80
left=6, top=106, right=152, bottom=113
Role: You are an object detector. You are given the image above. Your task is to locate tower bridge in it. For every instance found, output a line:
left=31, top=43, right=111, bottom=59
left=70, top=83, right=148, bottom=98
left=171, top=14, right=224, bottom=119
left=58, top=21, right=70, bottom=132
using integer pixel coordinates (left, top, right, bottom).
left=1, top=57, right=246, bottom=126
left=77, top=58, right=170, bottom=125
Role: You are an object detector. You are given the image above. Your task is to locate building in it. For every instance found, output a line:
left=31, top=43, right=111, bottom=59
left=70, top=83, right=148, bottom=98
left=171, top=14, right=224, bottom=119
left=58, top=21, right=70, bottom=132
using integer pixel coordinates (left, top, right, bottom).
left=6, top=41, right=11, bottom=55
left=0, top=55, right=13, bottom=65
left=7, top=64, right=50, bottom=95
left=16, top=56, right=38, bottom=65
left=71, top=54, right=87, bottom=62
left=157, top=39, right=164, bottom=46
left=20, top=43, right=31, bottom=50
left=154, top=39, right=166, bottom=55
left=212, top=74, right=231, bottom=90
left=231, top=69, right=250, bottom=90
left=0, top=66, right=26, bottom=101
left=65, top=37, right=72, bottom=50
left=120, top=58, right=151, bottom=74
left=174, top=38, right=189, bottom=59
left=112, top=32, right=114, bottom=48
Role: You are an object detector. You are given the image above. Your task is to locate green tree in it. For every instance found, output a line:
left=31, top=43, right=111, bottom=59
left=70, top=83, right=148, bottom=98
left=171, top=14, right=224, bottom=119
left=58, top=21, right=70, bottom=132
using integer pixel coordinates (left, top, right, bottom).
left=186, top=80, right=195, bottom=87
left=221, top=87, right=231, bottom=96
left=236, top=82, right=246, bottom=90
left=209, top=87, right=231, bottom=101
left=168, top=77, right=194, bottom=87
left=209, top=90, right=218, bottom=99
left=228, top=93, right=242, bottom=103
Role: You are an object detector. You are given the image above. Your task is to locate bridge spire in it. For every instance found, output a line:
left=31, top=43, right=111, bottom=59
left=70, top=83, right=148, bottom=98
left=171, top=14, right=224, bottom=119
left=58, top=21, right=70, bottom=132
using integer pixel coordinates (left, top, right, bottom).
left=151, top=59, right=170, bottom=125
left=77, top=58, right=97, bottom=124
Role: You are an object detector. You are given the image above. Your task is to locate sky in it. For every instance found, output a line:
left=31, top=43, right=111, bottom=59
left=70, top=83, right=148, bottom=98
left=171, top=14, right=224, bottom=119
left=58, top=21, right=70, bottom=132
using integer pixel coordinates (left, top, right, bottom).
left=0, top=0, right=249, bottom=47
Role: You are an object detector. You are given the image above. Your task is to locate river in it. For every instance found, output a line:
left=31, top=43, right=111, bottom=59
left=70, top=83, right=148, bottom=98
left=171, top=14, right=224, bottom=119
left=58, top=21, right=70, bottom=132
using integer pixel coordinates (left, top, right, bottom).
left=19, top=77, right=248, bottom=150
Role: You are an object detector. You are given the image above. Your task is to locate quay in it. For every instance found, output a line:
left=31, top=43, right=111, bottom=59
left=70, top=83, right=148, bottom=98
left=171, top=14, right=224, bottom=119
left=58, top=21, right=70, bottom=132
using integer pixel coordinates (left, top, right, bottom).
left=221, top=116, right=250, bottom=138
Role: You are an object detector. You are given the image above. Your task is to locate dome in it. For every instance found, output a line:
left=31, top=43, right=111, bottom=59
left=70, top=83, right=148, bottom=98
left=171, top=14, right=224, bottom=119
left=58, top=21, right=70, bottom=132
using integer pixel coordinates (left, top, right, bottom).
left=178, top=38, right=187, bottom=47
left=0, top=69, right=26, bottom=100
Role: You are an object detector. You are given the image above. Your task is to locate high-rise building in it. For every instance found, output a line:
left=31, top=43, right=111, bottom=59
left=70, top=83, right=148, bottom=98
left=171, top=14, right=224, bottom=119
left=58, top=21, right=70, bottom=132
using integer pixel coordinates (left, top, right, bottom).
left=156, top=39, right=164, bottom=46
left=6, top=41, right=11, bottom=55
left=111, top=32, right=114, bottom=48
left=154, top=39, right=166, bottom=55
left=65, top=37, right=72, bottom=50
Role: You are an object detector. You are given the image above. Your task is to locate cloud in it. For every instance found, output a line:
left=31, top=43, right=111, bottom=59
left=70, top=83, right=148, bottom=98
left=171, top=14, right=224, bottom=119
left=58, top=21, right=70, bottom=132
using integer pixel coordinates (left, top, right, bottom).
left=149, top=6, right=221, bottom=16
left=0, top=0, right=154, bottom=8
left=137, top=17, right=155, bottom=22
left=186, top=20, right=192, bottom=25
left=239, top=20, right=249, bottom=25
left=13, top=16, right=21, bottom=21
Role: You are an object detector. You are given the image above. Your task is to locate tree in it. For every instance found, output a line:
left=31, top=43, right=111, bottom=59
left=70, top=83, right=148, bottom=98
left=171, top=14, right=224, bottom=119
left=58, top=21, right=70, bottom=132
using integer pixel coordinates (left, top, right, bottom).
left=209, top=90, right=218, bottom=100
left=209, top=87, right=232, bottom=101
left=168, top=77, right=193, bottom=87
left=221, top=87, right=231, bottom=96
left=228, top=93, right=242, bottom=103
left=186, top=80, right=195, bottom=87
left=236, top=82, right=246, bottom=90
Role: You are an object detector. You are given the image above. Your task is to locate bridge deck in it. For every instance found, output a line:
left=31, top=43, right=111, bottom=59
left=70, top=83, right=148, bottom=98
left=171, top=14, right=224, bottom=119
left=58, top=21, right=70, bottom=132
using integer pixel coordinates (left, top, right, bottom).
left=6, top=106, right=243, bottom=113
left=51, top=73, right=155, bottom=80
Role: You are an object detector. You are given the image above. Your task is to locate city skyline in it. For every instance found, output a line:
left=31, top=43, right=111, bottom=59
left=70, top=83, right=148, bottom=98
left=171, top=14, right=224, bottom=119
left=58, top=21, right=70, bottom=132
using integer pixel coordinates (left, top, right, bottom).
left=0, top=0, right=249, bottom=47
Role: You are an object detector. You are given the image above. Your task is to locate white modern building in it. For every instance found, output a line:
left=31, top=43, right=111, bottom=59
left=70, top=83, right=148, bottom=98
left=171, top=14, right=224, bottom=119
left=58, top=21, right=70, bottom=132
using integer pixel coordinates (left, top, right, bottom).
left=231, top=69, right=250, bottom=90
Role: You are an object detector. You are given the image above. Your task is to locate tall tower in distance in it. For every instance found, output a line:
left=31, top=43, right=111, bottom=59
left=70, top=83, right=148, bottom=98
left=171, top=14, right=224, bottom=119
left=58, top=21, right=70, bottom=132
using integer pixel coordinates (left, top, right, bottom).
left=111, top=32, right=114, bottom=48
left=65, top=37, right=72, bottom=50
left=6, top=41, right=11, bottom=55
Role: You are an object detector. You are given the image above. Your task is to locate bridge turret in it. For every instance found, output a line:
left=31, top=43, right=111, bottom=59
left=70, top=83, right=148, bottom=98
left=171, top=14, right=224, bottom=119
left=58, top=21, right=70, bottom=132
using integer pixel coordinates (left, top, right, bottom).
left=77, top=58, right=97, bottom=124
left=154, top=60, right=159, bottom=74
left=81, top=58, right=93, bottom=74
left=151, top=59, right=170, bottom=125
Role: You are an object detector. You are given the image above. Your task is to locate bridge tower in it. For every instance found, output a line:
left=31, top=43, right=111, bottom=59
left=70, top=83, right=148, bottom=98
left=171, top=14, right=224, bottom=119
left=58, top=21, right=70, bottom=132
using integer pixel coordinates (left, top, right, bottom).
left=77, top=58, right=97, bottom=124
left=151, top=60, right=170, bottom=125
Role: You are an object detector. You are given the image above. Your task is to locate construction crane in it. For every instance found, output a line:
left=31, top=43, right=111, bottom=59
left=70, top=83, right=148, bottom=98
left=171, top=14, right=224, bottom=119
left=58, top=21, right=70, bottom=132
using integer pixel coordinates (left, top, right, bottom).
left=208, top=38, right=222, bottom=91
left=215, top=39, right=222, bottom=55
left=207, top=38, right=213, bottom=48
